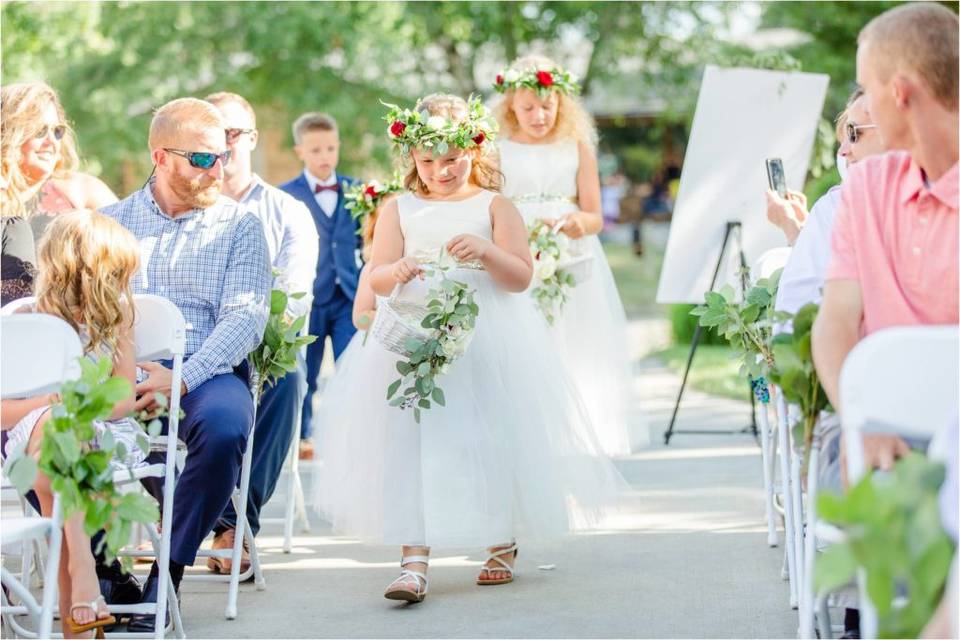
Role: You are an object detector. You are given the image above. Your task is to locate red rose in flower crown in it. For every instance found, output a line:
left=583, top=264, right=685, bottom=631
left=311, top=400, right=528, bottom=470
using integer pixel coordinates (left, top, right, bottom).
left=496, top=74, right=504, bottom=86
left=472, top=132, right=486, bottom=146
left=365, top=185, right=378, bottom=197
left=536, top=70, right=554, bottom=87
left=389, top=120, right=406, bottom=137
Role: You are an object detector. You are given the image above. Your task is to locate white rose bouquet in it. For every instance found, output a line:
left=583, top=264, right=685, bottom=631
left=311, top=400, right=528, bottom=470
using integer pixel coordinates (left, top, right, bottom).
left=528, top=220, right=576, bottom=325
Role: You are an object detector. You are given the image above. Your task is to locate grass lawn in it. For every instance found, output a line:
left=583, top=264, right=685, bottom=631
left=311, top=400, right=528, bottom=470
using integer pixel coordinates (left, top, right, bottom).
left=602, top=239, right=669, bottom=319
left=650, top=343, right=752, bottom=402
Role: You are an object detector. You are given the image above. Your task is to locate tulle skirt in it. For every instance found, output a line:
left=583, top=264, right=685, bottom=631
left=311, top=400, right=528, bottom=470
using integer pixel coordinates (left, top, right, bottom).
left=553, top=234, right=645, bottom=455
left=312, top=269, right=624, bottom=548
left=519, top=200, right=645, bottom=456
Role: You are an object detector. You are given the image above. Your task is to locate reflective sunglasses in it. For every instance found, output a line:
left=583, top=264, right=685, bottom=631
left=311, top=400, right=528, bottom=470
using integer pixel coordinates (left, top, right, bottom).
left=164, top=148, right=231, bottom=169
left=34, top=124, right=67, bottom=141
left=845, top=122, right=877, bottom=144
left=225, top=128, right=255, bottom=142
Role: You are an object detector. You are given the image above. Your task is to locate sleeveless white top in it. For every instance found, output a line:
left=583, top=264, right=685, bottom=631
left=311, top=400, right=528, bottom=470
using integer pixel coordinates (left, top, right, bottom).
left=396, top=190, right=496, bottom=264
left=499, top=139, right=579, bottom=210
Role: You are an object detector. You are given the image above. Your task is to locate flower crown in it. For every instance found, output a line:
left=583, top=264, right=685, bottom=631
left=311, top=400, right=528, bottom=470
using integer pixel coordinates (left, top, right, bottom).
left=384, top=96, right=498, bottom=156
left=493, top=65, right=581, bottom=98
left=344, top=176, right=405, bottom=231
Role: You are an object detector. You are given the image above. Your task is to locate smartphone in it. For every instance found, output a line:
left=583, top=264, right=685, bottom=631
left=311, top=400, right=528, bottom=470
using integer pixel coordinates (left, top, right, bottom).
left=765, top=158, right=787, bottom=198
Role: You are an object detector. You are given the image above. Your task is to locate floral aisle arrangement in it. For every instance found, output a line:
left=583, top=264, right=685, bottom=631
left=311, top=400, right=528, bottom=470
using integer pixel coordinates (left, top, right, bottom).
left=3, top=357, right=159, bottom=567
left=816, top=453, right=955, bottom=638
left=528, top=219, right=577, bottom=325
left=383, top=254, right=479, bottom=424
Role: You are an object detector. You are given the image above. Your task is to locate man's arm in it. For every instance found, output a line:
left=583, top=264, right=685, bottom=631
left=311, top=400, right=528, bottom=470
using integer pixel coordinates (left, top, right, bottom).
left=276, top=197, right=319, bottom=318
left=812, top=279, right=863, bottom=411
left=181, top=213, right=271, bottom=392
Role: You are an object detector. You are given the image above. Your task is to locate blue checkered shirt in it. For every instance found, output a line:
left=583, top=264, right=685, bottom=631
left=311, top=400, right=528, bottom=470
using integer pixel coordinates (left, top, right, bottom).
left=101, top=181, right=271, bottom=391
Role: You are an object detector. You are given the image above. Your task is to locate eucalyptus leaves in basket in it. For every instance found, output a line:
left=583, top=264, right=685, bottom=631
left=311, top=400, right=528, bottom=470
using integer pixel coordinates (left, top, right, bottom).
left=386, top=262, right=479, bottom=424
left=528, top=220, right=576, bottom=325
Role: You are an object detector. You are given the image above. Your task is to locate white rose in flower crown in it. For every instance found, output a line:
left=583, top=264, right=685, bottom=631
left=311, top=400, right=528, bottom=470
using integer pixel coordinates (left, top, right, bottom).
left=504, top=69, right=521, bottom=84
left=426, top=115, right=448, bottom=130
left=536, top=255, right=558, bottom=280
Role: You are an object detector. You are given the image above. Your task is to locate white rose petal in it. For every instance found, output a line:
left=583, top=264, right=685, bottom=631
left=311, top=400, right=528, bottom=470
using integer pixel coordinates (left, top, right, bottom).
left=426, top=115, right=448, bottom=130
left=504, top=69, right=521, bottom=83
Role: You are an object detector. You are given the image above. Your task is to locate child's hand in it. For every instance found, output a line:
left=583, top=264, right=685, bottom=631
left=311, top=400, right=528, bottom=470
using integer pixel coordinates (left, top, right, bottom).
left=392, top=257, right=424, bottom=284
left=537, top=217, right=560, bottom=229
left=447, top=234, right=491, bottom=263
left=559, top=213, right=588, bottom=239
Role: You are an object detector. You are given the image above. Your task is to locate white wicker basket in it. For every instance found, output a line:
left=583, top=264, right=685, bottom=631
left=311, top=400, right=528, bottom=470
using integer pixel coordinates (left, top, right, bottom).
left=558, top=252, right=594, bottom=285
left=370, top=284, right=431, bottom=355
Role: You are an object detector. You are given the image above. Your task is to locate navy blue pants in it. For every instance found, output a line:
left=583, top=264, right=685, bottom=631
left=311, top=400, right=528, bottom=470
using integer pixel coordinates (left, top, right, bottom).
left=300, top=288, right=355, bottom=439
left=148, top=367, right=253, bottom=566
left=216, top=362, right=304, bottom=536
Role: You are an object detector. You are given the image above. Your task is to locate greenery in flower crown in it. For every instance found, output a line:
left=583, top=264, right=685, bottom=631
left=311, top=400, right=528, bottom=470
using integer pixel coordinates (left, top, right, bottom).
left=493, top=65, right=581, bottom=98
left=383, top=95, right=498, bottom=156
left=528, top=220, right=576, bottom=325
left=386, top=255, right=480, bottom=424
left=344, top=175, right=405, bottom=235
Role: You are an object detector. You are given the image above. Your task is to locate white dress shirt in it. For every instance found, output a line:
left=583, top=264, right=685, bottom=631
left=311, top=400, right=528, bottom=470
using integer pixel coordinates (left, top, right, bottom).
left=774, top=185, right=843, bottom=315
left=239, top=174, right=320, bottom=318
left=304, top=170, right=339, bottom=217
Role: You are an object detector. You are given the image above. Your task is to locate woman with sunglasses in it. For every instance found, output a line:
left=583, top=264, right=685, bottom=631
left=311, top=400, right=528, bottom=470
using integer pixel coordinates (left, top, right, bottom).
left=1, top=82, right=118, bottom=299
left=765, top=89, right=885, bottom=249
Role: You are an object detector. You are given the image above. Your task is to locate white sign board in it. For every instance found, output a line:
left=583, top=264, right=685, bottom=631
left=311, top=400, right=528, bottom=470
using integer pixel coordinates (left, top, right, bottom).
left=656, top=65, right=829, bottom=304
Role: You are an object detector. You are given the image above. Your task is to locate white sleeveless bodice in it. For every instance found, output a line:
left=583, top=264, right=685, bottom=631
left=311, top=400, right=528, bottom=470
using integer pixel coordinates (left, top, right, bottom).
left=396, top=190, right=495, bottom=262
left=498, top=139, right=579, bottom=222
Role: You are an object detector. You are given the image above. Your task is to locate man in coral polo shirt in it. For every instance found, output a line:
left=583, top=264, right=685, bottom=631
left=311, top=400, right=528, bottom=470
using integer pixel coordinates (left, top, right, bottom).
left=812, top=2, right=958, bottom=473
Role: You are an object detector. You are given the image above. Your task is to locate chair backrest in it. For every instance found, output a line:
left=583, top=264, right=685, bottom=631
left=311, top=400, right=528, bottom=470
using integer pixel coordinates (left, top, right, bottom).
left=1, top=314, right=83, bottom=398
left=1, top=296, right=36, bottom=316
left=840, top=325, right=960, bottom=440
left=133, top=294, right=186, bottom=361
left=752, top=247, right=792, bottom=282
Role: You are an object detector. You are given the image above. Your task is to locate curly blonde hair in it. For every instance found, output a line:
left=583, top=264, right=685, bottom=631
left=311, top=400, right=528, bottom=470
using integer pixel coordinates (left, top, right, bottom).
left=1, top=82, right=80, bottom=218
left=492, top=55, right=598, bottom=149
left=35, top=210, right=139, bottom=354
left=402, top=94, right=502, bottom=195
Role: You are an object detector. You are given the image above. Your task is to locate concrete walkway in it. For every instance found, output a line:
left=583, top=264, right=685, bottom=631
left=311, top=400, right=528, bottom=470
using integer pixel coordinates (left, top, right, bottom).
left=177, top=338, right=798, bottom=638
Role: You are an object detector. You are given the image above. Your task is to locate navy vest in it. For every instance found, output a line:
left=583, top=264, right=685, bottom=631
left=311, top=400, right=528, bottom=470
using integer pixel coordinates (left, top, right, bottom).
left=279, top=173, right=362, bottom=306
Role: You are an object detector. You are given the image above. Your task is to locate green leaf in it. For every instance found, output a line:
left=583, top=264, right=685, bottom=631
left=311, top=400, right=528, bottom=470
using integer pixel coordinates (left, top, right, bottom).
left=270, top=289, right=288, bottom=315
left=431, top=387, right=445, bottom=407
left=814, top=543, right=858, bottom=592
left=4, top=454, right=38, bottom=494
left=386, top=379, right=402, bottom=399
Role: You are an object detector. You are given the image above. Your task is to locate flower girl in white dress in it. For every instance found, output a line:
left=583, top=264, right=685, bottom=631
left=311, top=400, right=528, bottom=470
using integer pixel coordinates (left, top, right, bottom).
left=493, top=55, right=644, bottom=456
left=313, top=94, right=622, bottom=603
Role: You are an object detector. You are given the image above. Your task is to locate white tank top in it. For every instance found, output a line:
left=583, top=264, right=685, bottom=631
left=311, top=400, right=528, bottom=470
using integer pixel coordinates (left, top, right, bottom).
left=396, top=190, right=497, bottom=263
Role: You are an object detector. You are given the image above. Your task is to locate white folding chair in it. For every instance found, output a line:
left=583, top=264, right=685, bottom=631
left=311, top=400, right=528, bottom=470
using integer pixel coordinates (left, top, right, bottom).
left=103, top=294, right=187, bottom=639
left=839, top=325, right=960, bottom=639
left=0, top=313, right=82, bottom=638
left=259, top=429, right=310, bottom=554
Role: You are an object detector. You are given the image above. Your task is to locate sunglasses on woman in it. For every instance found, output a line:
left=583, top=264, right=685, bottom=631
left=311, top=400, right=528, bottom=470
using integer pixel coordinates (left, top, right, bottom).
left=845, top=122, right=877, bottom=144
left=34, top=124, right=67, bottom=141
left=164, top=148, right=231, bottom=169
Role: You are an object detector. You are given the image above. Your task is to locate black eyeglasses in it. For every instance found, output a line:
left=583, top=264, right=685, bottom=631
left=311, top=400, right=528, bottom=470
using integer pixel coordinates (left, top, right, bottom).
left=164, top=148, right=231, bottom=169
left=225, top=128, right=255, bottom=141
left=845, top=122, right=877, bottom=144
left=34, top=124, right=67, bottom=141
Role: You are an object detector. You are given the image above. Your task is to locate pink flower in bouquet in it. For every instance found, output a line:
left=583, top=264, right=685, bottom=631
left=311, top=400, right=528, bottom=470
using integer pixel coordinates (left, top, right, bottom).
left=389, top=121, right=406, bottom=137
left=536, top=70, right=554, bottom=87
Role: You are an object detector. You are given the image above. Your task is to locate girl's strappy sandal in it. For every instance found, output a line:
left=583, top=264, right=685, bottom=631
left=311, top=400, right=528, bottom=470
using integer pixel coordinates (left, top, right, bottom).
left=384, top=554, right=429, bottom=603
left=66, top=595, right=116, bottom=638
left=476, top=542, right=518, bottom=586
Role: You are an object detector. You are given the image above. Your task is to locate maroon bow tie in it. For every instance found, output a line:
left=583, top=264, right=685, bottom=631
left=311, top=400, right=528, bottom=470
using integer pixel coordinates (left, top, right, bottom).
left=314, top=184, right=339, bottom=193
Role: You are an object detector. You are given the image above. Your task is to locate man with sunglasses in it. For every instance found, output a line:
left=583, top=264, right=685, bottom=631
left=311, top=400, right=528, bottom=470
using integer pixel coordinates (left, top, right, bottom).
left=202, top=91, right=319, bottom=575
left=101, top=97, right=271, bottom=632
